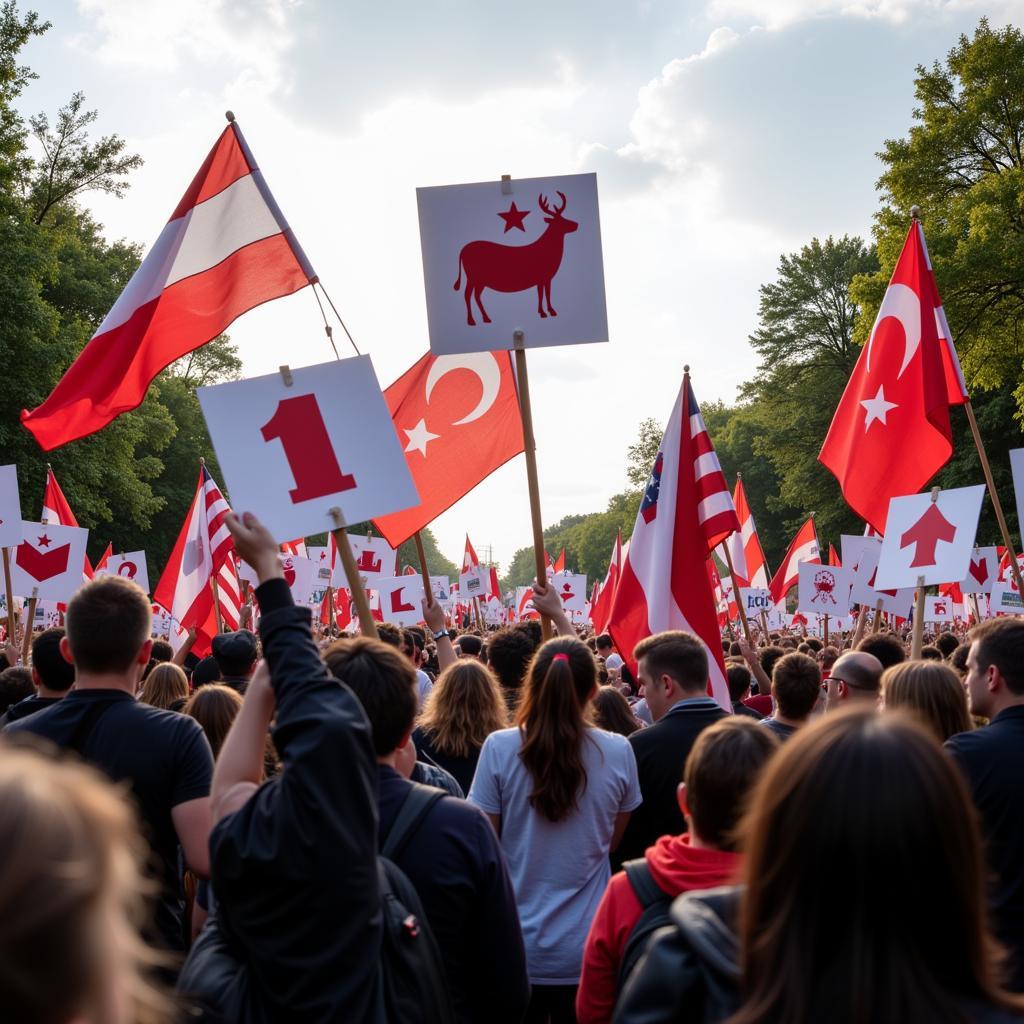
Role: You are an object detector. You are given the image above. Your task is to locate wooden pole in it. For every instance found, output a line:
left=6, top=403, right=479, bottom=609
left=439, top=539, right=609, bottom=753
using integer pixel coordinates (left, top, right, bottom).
left=722, top=542, right=753, bottom=646
left=210, top=578, right=224, bottom=633
left=2, top=548, right=16, bottom=645
left=911, top=577, right=926, bottom=658
left=328, top=507, right=378, bottom=638
left=823, top=613, right=830, bottom=646
left=871, top=598, right=884, bottom=633
left=512, top=329, right=552, bottom=641
left=21, top=588, right=37, bottom=665
left=759, top=610, right=771, bottom=645
left=963, top=398, right=1024, bottom=593
left=849, top=604, right=868, bottom=650
left=326, top=586, right=335, bottom=633
left=414, top=532, right=433, bottom=607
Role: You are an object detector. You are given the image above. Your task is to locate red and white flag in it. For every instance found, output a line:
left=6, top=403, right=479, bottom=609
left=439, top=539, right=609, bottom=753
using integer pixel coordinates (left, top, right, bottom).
left=282, top=538, right=308, bottom=559
left=768, top=517, right=820, bottom=605
left=463, top=536, right=480, bottom=572
left=553, top=548, right=566, bottom=574
left=590, top=530, right=622, bottom=635
left=42, top=467, right=93, bottom=581
left=153, top=464, right=235, bottom=656
left=608, top=375, right=738, bottom=710
left=22, top=120, right=314, bottom=451
left=489, top=566, right=502, bottom=600
left=819, top=220, right=968, bottom=532
left=373, top=351, right=524, bottom=547
left=726, top=477, right=769, bottom=589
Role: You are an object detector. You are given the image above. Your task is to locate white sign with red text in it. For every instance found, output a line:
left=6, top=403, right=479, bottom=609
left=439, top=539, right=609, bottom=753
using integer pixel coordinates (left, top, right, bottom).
left=376, top=575, right=426, bottom=627
left=95, top=551, right=150, bottom=594
left=331, top=535, right=398, bottom=589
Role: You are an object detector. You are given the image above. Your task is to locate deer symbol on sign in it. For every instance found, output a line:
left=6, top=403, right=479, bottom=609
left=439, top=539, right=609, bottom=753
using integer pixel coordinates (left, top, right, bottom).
left=454, top=192, right=579, bottom=326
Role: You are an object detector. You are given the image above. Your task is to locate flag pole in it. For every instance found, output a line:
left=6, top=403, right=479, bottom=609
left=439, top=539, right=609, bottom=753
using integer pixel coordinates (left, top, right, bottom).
left=911, top=487, right=941, bottom=658
left=512, top=328, right=552, bottom=641
left=21, top=586, right=37, bottom=665
left=210, top=578, right=224, bottom=633
left=414, top=532, right=434, bottom=607
left=328, top=507, right=378, bottom=638
left=721, top=542, right=753, bottom=646
left=3, top=548, right=16, bottom=647
left=871, top=598, right=884, bottom=633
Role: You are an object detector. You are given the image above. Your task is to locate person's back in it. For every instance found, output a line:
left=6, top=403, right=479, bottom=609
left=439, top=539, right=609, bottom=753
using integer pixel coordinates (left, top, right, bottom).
left=615, top=631, right=727, bottom=866
left=760, top=651, right=820, bottom=743
left=0, top=626, right=75, bottom=725
left=7, top=577, right=212, bottom=953
left=325, top=635, right=528, bottom=1024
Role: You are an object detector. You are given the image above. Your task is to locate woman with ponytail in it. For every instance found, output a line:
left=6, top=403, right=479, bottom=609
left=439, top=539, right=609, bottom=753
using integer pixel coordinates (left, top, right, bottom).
left=470, top=623, right=642, bottom=1023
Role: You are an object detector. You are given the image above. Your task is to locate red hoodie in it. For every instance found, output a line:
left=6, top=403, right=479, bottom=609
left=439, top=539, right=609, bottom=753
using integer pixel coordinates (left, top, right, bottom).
left=575, top=834, right=741, bottom=1024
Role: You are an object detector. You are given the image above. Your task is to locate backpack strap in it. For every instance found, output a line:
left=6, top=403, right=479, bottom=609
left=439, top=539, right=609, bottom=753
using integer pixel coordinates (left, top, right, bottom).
left=623, top=858, right=665, bottom=909
left=382, top=783, right=446, bottom=861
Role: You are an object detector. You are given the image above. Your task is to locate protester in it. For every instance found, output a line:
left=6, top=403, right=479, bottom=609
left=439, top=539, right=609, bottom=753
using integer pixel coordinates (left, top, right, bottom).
left=857, top=632, right=906, bottom=669
left=576, top=717, right=777, bottom=1023
left=190, top=655, right=222, bottom=688
left=760, top=652, right=820, bottom=741
left=470, top=626, right=641, bottom=1022
left=823, top=650, right=883, bottom=713
left=486, top=624, right=540, bottom=708
left=883, top=660, right=971, bottom=743
left=937, top=631, right=961, bottom=660
left=7, top=576, right=213, bottom=954
left=596, top=634, right=624, bottom=675
left=592, top=684, right=642, bottom=737
left=737, top=641, right=780, bottom=716
left=0, top=626, right=74, bottom=725
left=615, top=711, right=1024, bottom=1023
left=725, top=663, right=761, bottom=719
left=921, top=643, right=944, bottom=661
left=614, top=631, right=728, bottom=868
left=183, top=683, right=244, bottom=759
left=414, top=656, right=510, bottom=793
left=947, top=618, right=1024, bottom=992
left=816, top=644, right=839, bottom=676
left=0, top=743, right=171, bottom=1024
left=0, top=665, right=34, bottom=715
left=456, top=634, right=484, bottom=660
left=324, top=633, right=528, bottom=1023
left=210, top=629, right=259, bottom=693
left=140, top=662, right=190, bottom=712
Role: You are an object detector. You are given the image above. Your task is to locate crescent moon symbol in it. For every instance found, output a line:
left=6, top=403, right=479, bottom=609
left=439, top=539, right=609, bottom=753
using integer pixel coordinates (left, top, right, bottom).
left=865, top=282, right=921, bottom=381
left=425, top=353, right=501, bottom=426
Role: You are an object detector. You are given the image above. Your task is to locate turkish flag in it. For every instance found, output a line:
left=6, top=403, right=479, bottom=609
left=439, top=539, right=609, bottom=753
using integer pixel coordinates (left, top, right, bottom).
left=373, top=351, right=524, bottom=547
left=820, top=220, right=968, bottom=532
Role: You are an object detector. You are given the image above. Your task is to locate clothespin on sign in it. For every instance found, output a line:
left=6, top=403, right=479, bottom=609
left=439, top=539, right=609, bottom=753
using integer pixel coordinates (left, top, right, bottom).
left=279, top=365, right=293, bottom=387
left=501, top=173, right=512, bottom=195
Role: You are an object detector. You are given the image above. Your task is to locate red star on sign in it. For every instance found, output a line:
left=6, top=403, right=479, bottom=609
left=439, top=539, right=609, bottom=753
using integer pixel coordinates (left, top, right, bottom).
left=37, top=534, right=51, bottom=548
left=497, top=202, right=530, bottom=233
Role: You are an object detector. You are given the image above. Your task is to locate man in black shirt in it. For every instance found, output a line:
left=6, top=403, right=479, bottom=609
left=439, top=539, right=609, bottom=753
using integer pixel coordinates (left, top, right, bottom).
left=211, top=628, right=258, bottom=693
left=7, top=577, right=213, bottom=952
left=0, top=627, right=74, bottom=725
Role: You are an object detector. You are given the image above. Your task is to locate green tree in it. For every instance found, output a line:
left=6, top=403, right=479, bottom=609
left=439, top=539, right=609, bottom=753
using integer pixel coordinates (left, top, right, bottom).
left=626, top=418, right=662, bottom=488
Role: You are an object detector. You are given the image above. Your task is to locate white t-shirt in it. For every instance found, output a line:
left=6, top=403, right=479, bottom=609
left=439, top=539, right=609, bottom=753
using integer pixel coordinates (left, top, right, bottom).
left=469, top=726, right=641, bottom=984
left=416, top=669, right=432, bottom=708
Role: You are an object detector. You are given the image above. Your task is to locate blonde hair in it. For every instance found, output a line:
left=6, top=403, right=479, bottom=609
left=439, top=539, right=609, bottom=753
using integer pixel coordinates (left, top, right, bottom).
left=882, top=660, right=972, bottom=743
left=140, top=663, right=189, bottom=711
left=417, top=660, right=508, bottom=757
left=0, top=741, right=171, bottom=1023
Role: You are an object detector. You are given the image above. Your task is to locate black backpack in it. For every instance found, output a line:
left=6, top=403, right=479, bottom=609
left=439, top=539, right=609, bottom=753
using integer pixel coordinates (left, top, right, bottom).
left=617, top=858, right=673, bottom=994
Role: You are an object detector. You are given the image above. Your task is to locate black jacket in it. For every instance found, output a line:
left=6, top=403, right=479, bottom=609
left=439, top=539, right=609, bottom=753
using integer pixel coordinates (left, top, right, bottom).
left=615, top=699, right=727, bottom=867
left=179, top=578, right=381, bottom=1022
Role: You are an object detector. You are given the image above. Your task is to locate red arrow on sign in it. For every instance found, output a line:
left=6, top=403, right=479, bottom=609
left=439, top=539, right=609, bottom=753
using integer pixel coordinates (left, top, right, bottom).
left=900, top=504, right=958, bottom=568
left=16, top=538, right=71, bottom=581
left=969, top=556, right=989, bottom=586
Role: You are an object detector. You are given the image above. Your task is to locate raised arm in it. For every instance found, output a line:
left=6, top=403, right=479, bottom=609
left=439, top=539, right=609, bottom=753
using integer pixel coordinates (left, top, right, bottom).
left=422, top=597, right=456, bottom=672
left=530, top=580, right=576, bottom=638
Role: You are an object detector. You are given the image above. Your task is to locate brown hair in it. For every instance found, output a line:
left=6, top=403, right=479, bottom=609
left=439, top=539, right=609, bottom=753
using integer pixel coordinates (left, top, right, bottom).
left=882, top=661, right=972, bottom=743
left=516, top=638, right=596, bottom=822
left=592, top=684, right=640, bottom=737
left=0, top=742, right=170, bottom=1023
left=66, top=576, right=151, bottom=674
left=770, top=653, right=820, bottom=720
left=685, top=717, right=779, bottom=851
left=969, top=618, right=1024, bottom=695
left=417, top=660, right=508, bottom=757
left=139, top=663, right=189, bottom=711
left=730, top=711, right=1024, bottom=1024
left=183, top=684, right=244, bottom=758
left=634, top=630, right=708, bottom=693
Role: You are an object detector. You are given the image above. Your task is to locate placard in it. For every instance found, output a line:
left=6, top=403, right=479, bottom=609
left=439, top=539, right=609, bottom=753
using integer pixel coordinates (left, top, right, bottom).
left=331, top=535, right=398, bottom=588
left=418, top=172, right=608, bottom=355
left=0, top=465, right=23, bottom=549
left=460, top=566, right=488, bottom=598
left=991, top=582, right=1024, bottom=616
left=959, top=546, right=998, bottom=595
left=924, top=596, right=961, bottom=622
left=376, top=575, right=425, bottom=627
left=552, top=571, right=588, bottom=613
left=10, top=521, right=90, bottom=602
left=797, top=563, right=853, bottom=617
left=95, top=551, right=150, bottom=594
left=738, top=587, right=773, bottom=615
left=198, top=356, right=418, bottom=539
left=430, top=575, right=451, bottom=602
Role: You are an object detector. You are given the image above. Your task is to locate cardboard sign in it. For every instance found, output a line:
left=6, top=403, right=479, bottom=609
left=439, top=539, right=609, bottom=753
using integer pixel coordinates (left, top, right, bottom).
left=418, top=172, right=608, bottom=355
left=376, top=575, right=425, bottom=627
left=515, top=586, right=538, bottom=620
left=10, top=521, right=89, bottom=602
left=991, top=582, right=1024, bottom=616
left=430, top=575, right=451, bottom=602
left=198, top=356, right=418, bottom=540
left=797, top=563, right=853, bottom=617
left=552, top=571, right=588, bottom=613
left=924, top=596, right=961, bottom=622
left=151, top=604, right=174, bottom=638
left=959, top=546, right=998, bottom=595
left=0, top=465, right=23, bottom=549
left=738, top=587, right=773, bottom=615
left=307, top=546, right=333, bottom=584
left=1010, top=448, right=1024, bottom=545
left=876, top=486, right=985, bottom=589
left=95, top=551, right=151, bottom=595
left=460, top=566, right=488, bottom=599
left=332, top=534, right=398, bottom=588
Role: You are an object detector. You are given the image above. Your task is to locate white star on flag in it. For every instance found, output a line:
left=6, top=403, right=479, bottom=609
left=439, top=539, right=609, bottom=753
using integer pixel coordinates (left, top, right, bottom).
left=861, top=385, right=898, bottom=430
left=403, top=419, right=440, bottom=457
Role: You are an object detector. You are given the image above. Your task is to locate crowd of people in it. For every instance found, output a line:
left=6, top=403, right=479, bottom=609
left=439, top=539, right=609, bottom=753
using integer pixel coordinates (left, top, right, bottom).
left=1, top=510, right=1024, bottom=1023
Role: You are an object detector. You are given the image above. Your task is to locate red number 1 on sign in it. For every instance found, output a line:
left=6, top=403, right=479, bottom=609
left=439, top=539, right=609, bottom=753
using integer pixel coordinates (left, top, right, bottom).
left=260, top=394, right=357, bottom=503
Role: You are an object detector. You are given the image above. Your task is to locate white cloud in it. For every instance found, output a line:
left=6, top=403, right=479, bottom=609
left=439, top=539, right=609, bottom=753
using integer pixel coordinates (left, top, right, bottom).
left=705, top=0, right=996, bottom=30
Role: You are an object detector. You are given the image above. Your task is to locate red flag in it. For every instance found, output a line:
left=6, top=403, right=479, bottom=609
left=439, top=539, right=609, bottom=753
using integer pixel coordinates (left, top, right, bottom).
left=489, top=566, right=501, bottom=600
left=463, top=536, right=480, bottom=572
left=373, top=351, right=524, bottom=547
left=828, top=544, right=841, bottom=568
left=590, top=531, right=622, bottom=634
left=281, top=538, right=307, bottom=558
left=820, top=221, right=968, bottom=531
left=22, top=121, right=313, bottom=451
left=42, top=467, right=93, bottom=580
left=727, top=477, right=770, bottom=588
left=609, top=375, right=735, bottom=710
left=94, top=543, right=113, bottom=573
left=768, top=517, right=820, bottom=605
left=553, top=548, right=566, bottom=574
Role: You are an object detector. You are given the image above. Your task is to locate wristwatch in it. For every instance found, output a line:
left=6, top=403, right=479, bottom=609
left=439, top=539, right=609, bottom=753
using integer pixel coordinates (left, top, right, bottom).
left=432, top=628, right=448, bottom=641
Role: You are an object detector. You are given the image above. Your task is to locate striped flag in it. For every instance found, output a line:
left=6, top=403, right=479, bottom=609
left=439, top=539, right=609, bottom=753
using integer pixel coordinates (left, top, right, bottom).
left=590, top=530, right=622, bottom=634
left=768, top=517, right=820, bottom=605
left=22, top=119, right=314, bottom=450
left=725, top=476, right=770, bottom=589
left=42, top=467, right=93, bottom=581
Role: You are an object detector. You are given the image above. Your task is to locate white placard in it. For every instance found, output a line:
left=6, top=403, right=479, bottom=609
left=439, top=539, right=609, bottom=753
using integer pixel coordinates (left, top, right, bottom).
left=330, top=534, right=399, bottom=588
left=95, top=551, right=151, bottom=595
left=10, top=521, right=89, bottom=602
left=151, top=604, right=173, bottom=638
left=924, top=596, right=961, bottom=622
left=552, top=571, right=588, bottom=613
left=307, top=546, right=333, bottom=584
left=738, top=587, right=773, bottom=615
left=376, top=575, right=426, bottom=627
left=0, top=465, right=23, bottom=549
left=959, top=545, right=999, bottom=594
left=515, top=586, right=539, bottom=620
left=281, top=555, right=318, bottom=606
left=797, top=563, right=853, bottom=616
left=1010, top=448, right=1024, bottom=547
left=460, top=566, right=488, bottom=598
left=876, top=486, right=985, bottom=589
left=418, top=172, right=608, bottom=355
left=198, top=356, right=418, bottom=540
left=991, top=582, right=1024, bottom=616
left=430, top=575, right=451, bottom=602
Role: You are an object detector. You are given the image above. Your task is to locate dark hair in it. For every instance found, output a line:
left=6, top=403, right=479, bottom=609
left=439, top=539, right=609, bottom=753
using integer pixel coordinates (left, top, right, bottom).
left=685, top=718, right=778, bottom=851
left=771, top=653, right=821, bottom=721
left=920, top=644, right=943, bottom=661
left=882, top=661, right=972, bottom=743
left=0, top=667, right=34, bottom=713
left=517, top=619, right=542, bottom=648
left=516, top=638, right=596, bottom=822
left=458, top=635, right=482, bottom=658
left=150, top=640, right=173, bottom=663
left=950, top=643, right=970, bottom=678
left=726, top=663, right=752, bottom=703
left=817, top=646, right=840, bottom=671
left=592, top=685, right=640, bottom=737
left=728, top=642, right=743, bottom=658
left=31, top=628, right=74, bottom=692
left=732, top=711, right=1024, bottom=1024
left=405, top=626, right=425, bottom=652
left=634, top=630, right=708, bottom=694
left=596, top=633, right=613, bottom=651
left=376, top=623, right=403, bottom=648
left=183, top=684, right=243, bottom=758
left=969, top=618, right=1024, bottom=696
left=936, top=632, right=960, bottom=659
left=191, top=657, right=221, bottom=688
left=65, top=577, right=151, bottom=675
left=759, top=646, right=786, bottom=681
left=805, top=637, right=823, bottom=653
left=857, top=633, right=906, bottom=670
left=323, top=637, right=417, bottom=755
left=796, top=643, right=810, bottom=654
left=486, top=626, right=538, bottom=692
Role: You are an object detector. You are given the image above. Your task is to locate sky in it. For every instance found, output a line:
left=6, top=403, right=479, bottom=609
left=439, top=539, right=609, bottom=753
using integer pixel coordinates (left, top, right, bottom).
left=19, top=0, right=1024, bottom=572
